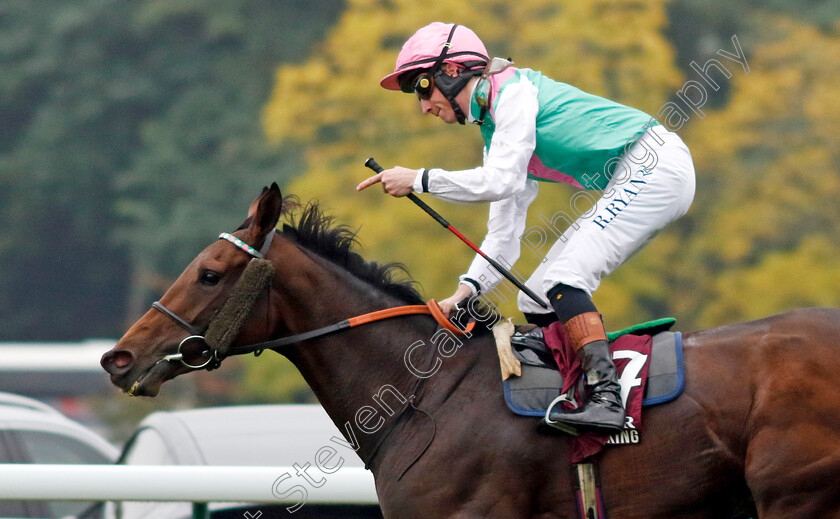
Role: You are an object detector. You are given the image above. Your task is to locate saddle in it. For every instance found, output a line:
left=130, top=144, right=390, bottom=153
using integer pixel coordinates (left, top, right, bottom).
left=496, top=319, right=684, bottom=453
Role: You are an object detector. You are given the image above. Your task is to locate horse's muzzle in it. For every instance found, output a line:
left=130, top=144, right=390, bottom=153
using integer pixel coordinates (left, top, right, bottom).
left=100, top=349, right=135, bottom=377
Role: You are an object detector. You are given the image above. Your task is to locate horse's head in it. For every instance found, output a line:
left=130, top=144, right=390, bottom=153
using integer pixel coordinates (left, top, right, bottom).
left=101, top=183, right=283, bottom=396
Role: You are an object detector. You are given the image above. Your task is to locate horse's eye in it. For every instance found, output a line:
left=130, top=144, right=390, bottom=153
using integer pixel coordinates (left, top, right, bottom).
left=200, top=270, right=222, bottom=286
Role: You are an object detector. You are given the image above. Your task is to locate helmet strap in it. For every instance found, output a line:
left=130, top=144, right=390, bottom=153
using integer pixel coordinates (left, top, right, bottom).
left=434, top=68, right=482, bottom=125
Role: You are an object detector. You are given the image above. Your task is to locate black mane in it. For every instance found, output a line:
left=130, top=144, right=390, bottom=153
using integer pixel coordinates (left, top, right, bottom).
left=279, top=200, right=425, bottom=305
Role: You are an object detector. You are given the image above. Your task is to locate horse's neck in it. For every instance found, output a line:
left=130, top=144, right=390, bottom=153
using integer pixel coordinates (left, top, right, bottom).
left=270, top=246, right=514, bottom=478
left=270, top=246, right=437, bottom=457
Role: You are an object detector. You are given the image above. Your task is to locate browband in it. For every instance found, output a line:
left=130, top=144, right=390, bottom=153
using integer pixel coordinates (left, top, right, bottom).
left=219, top=229, right=276, bottom=259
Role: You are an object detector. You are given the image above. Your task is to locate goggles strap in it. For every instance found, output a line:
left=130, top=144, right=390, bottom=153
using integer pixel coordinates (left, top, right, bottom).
left=430, top=24, right=459, bottom=74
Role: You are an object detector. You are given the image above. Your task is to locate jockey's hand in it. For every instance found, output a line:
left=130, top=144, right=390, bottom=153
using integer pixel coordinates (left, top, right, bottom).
left=356, top=166, right=419, bottom=197
left=437, top=283, right=474, bottom=318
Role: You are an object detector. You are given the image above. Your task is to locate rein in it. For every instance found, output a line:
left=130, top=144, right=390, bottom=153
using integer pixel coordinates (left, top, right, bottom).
left=151, top=230, right=474, bottom=371
left=225, top=299, right=470, bottom=356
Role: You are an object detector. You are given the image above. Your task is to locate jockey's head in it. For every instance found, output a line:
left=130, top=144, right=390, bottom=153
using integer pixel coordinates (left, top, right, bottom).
left=380, top=23, right=489, bottom=124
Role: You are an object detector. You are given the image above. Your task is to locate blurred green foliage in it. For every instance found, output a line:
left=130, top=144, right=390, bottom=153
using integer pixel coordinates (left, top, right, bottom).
left=0, top=0, right=341, bottom=340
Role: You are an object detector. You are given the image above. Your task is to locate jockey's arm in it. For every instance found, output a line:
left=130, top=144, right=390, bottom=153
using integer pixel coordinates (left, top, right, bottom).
left=418, top=79, right=540, bottom=203
left=460, top=179, right=539, bottom=295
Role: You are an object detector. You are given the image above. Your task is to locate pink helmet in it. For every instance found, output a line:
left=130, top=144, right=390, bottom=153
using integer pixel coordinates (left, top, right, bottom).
left=380, top=23, right=490, bottom=91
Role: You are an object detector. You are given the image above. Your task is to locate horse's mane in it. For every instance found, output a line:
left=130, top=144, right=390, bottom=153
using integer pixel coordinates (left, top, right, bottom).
left=278, top=197, right=426, bottom=306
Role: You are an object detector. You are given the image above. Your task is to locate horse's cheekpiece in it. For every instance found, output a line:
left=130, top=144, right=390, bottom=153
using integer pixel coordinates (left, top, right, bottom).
left=497, top=321, right=684, bottom=443
left=134, top=232, right=279, bottom=396
left=204, top=257, right=275, bottom=358
left=149, top=255, right=275, bottom=373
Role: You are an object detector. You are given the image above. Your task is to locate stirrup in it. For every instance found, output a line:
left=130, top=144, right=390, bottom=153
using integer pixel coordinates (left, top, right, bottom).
left=541, top=392, right=580, bottom=436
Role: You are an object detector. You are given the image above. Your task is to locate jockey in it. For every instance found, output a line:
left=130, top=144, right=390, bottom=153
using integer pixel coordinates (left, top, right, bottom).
left=357, top=22, right=695, bottom=434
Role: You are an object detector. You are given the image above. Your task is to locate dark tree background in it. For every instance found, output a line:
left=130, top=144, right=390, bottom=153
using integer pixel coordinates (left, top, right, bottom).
left=0, top=0, right=341, bottom=339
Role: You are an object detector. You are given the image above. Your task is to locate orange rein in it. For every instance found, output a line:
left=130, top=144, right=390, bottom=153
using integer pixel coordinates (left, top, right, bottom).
left=220, top=299, right=477, bottom=362
left=347, top=300, right=475, bottom=336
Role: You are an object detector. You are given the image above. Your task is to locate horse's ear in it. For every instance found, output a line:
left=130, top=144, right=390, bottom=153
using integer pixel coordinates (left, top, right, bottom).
left=247, top=186, right=271, bottom=220
left=248, top=182, right=283, bottom=238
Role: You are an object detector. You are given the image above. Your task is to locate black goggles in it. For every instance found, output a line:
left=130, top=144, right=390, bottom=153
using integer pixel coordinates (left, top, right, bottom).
left=399, top=71, right=435, bottom=100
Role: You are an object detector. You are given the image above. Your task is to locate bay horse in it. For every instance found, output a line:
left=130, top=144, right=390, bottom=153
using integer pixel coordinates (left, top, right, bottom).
left=102, top=183, right=840, bottom=518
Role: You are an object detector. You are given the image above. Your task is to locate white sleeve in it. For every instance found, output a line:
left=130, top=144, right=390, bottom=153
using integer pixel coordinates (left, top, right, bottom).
left=422, top=76, right=540, bottom=202
left=460, top=179, right=539, bottom=294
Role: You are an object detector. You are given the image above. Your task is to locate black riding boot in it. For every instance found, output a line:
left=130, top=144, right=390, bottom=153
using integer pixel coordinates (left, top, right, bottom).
left=545, top=339, right=625, bottom=433
left=543, top=286, right=626, bottom=434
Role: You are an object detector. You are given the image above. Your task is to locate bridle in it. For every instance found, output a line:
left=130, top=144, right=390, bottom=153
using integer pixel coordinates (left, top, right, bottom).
left=148, top=229, right=475, bottom=373
left=149, top=230, right=277, bottom=371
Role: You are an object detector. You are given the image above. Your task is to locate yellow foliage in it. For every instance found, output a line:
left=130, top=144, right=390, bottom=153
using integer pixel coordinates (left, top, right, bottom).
left=699, top=236, right=840, bottom=326
left=673, top=15, right=840, bottom=326
left=235, top=354, right=315, bottom=404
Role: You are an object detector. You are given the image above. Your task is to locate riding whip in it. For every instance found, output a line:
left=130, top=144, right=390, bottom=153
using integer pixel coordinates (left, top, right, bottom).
left=364, top=157, right=549, bottom=309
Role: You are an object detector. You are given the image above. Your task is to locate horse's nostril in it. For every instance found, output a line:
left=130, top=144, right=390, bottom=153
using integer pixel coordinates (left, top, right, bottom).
left=101, top=350, right=134, bottom=373
left=113, top=351, right=133, bottom=368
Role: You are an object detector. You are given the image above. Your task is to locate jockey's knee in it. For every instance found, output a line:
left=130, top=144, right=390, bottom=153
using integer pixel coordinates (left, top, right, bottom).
left=547, top=282, right=598, bottom=322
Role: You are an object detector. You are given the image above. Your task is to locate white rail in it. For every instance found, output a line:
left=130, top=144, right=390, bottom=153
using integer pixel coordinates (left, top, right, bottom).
left=0, top=341, right=114, bottom=371
left=0, top=464, right=377, bottom=504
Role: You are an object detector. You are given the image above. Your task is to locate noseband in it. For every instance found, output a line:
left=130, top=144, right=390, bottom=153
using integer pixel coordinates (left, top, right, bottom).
left=150, top=229, right=475, bottom=373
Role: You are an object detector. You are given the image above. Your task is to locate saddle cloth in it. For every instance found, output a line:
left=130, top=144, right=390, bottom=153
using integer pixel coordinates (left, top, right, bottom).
left=500, top=320, right=685, bottom=462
